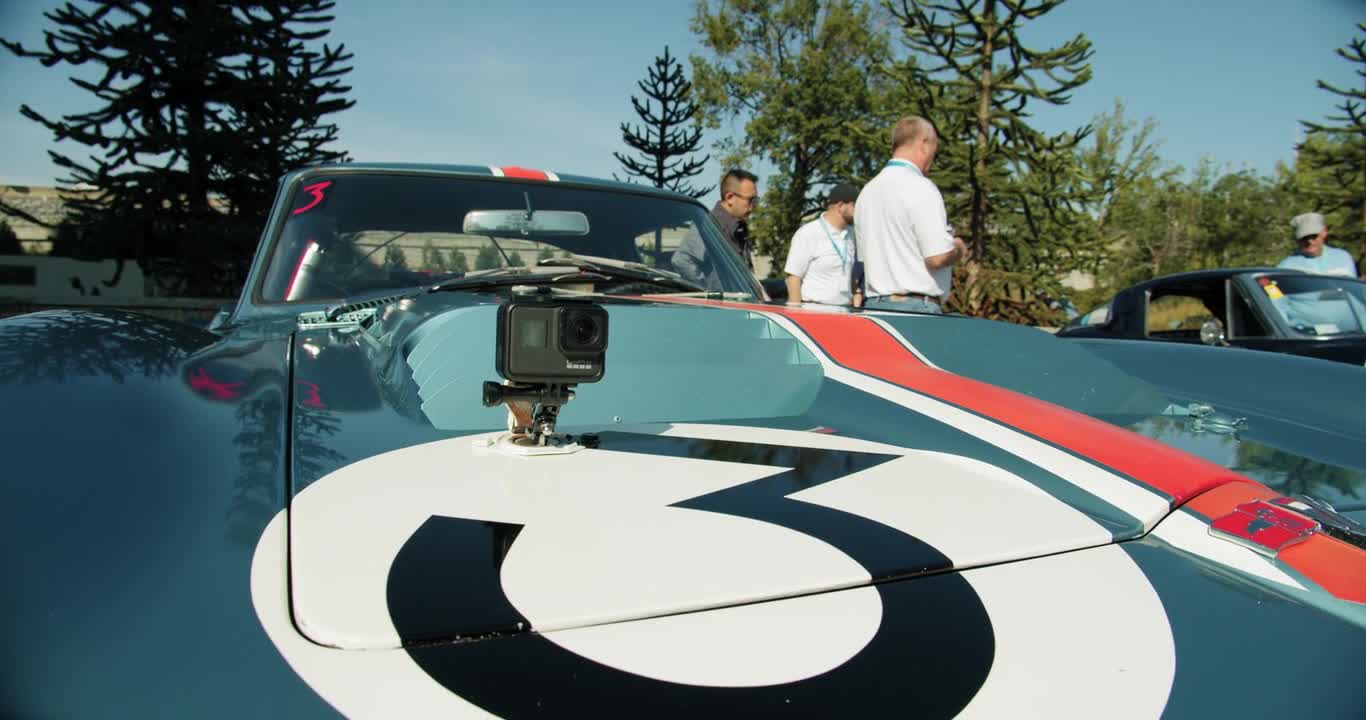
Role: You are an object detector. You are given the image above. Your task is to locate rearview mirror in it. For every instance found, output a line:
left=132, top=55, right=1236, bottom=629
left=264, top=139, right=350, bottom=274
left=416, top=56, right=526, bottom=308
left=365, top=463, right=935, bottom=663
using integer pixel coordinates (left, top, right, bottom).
left=463, top=210, right=589, bottom=237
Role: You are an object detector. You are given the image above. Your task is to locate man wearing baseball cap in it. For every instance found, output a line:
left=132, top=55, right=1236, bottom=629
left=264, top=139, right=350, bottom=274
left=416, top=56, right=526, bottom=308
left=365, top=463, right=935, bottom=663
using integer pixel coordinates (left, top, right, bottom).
left=783, top=182, right=861, bottom=307
left=1277, top=212, right=1358, bottom=277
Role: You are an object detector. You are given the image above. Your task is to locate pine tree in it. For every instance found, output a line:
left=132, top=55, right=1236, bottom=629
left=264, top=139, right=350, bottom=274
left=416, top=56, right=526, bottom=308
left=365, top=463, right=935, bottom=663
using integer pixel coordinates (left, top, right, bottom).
left=448, top=248, right=469, bottom=273
left=506, top=250, right=526, bottom=267
left=382, top=244, right=409, bottom=271
left=691, top=0, right=898, bottom=263
left=2, top=0, right=354, bottom=297
left=537, top=246, right=555, bottom=264
left=422, top=239, right=448, bottom=272
left=1296, top=22, right=1365, bottom=262
left=474, top=245, right=501, bottom=270
left=615, top=46, right=712, bottom=200
left=0, top=221, right=21, bottom=255
left=216, top=2, right=355, bottom=239
left=888, top=0, right=1097, bottom=323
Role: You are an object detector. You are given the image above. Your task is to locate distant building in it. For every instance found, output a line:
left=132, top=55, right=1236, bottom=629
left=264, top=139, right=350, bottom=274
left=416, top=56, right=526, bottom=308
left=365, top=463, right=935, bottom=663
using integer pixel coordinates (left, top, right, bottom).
left=0, top=184, right=82, bottom=255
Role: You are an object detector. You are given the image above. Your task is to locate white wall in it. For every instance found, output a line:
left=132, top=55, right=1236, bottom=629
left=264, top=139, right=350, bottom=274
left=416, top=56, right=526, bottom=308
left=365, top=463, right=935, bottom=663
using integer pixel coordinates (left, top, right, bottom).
left=0, top=255, right=145, bottom=301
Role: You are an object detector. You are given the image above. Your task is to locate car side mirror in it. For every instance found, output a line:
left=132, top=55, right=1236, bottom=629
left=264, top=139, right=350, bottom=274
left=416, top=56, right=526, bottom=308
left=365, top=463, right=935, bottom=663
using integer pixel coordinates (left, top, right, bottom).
left=1199, top=319, right=1226, bottom=347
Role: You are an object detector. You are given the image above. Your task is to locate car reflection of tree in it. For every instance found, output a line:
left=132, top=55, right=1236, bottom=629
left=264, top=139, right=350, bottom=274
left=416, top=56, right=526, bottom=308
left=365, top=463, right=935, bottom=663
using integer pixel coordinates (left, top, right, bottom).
left=0, top=309, right=215, bottom=385
left=1123, top=414, right=1363, bottom=514
left=1235, top=443, right=1365, bottom=511
left=225, top=389, right=285, bottom=549
left=224, top=384, right=346, bottom=550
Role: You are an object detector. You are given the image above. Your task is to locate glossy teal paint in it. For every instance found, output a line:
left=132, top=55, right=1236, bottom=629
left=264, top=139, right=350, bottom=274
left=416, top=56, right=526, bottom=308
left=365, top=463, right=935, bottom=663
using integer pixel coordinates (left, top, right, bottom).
left=784, top=381, right=1142, bottom=536
left=309, top=296, right=1150, bottom=533
left=1077, top=339, right=1366, bottom=512
left=1121, top=536, right=1366, bottom=716
left=872, top=313, right=1173, bottom=417
left=869, top=314, right=1366, bottom=513
left=406, top=302, right=823, bottom=431
left=8, top=161, right=1366, bottom=717
left=0, top=310, right=336, bottom=718
left=6, top=295, right=1366, bottom=716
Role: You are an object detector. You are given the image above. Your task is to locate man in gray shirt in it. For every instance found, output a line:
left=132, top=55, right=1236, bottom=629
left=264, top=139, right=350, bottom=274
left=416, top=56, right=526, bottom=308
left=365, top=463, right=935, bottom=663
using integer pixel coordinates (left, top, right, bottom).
left=673, top=169, right=758, bottom=288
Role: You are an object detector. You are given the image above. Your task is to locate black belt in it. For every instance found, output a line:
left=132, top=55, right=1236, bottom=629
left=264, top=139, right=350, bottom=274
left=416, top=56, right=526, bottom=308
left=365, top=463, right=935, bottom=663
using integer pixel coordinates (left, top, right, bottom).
left=883, top=292, right=939, bottom=304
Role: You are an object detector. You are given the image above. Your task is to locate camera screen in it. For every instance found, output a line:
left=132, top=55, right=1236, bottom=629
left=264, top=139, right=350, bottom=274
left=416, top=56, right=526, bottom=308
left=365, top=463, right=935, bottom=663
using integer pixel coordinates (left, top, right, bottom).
left=518, top=318, right=548, bottom=349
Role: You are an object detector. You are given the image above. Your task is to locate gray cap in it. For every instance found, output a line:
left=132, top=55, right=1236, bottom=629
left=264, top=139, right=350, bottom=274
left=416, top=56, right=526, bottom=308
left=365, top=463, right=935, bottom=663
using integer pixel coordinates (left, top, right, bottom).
left=1291, top=212, right=1325, bottom=240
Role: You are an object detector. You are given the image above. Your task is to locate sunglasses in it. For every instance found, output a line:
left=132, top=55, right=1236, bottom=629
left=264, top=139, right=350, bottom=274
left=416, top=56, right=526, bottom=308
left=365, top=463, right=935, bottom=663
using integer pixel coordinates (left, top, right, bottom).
left=729, top=192, right=759, bottom=207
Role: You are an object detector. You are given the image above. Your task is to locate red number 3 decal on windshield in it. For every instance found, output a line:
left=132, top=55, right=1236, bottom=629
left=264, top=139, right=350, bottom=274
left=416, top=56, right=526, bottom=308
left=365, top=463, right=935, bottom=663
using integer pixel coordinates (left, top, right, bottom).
left=293, top=181, right=334, bottom=216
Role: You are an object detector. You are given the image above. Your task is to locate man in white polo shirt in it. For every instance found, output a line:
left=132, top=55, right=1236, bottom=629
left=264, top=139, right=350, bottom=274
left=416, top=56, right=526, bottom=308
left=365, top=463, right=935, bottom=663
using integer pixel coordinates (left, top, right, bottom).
left=855, top=116, right=966, bottom=314
left=783, top=182, right=861, bottom=307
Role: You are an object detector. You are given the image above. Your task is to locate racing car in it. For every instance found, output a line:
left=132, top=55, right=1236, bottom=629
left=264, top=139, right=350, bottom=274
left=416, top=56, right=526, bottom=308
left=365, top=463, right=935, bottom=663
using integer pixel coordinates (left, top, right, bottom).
left=4, top=163, right=1363, bottom=718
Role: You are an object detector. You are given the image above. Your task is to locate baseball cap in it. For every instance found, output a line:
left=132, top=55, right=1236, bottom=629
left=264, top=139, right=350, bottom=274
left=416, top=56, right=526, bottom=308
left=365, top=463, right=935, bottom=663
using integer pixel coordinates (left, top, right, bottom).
left=827, top=182, right=860, bottom=205
left=1291, top=212, right=1325, bottom=240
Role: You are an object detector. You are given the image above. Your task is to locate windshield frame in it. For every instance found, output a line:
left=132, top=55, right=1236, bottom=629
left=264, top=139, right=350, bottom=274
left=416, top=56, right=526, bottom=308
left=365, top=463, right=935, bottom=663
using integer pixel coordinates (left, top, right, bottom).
left=235, top=166, right=763, bottom=321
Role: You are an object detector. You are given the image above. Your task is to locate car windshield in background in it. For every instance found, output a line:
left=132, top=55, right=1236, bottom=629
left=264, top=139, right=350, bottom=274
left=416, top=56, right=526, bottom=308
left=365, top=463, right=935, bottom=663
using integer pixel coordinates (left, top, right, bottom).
left=1067, top=300, right=1112, bottom=330
left=258, top=173, right=758, bottom=302
left=1259, top=273, right=1366, bottom=337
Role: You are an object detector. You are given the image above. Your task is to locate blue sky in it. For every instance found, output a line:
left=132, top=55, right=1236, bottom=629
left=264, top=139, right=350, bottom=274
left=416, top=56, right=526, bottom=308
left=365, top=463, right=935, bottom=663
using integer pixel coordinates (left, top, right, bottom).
left=0, top=0, right=1361, bottom=190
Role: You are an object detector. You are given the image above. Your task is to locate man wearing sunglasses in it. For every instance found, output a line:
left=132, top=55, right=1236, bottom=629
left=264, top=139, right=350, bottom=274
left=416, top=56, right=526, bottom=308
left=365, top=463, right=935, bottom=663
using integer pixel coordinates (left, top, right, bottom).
left=1277, top=212, right=1358, bottom=278
left=673, top=169, right=759, bottom=286
left=712, top=169, right=759, bottom=270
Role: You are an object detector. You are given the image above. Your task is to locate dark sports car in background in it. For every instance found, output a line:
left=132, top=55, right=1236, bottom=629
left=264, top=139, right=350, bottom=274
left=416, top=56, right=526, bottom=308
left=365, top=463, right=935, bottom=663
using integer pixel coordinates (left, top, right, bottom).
left=1058, top=267, right=1366, bottom=365
left=4, top=164, right=1364, bottom=718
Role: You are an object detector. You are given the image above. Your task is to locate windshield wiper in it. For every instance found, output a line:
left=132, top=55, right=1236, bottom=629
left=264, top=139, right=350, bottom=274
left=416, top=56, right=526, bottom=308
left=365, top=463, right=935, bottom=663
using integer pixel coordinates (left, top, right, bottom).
left=424, top=256, right=711, bottom=295
left=540, top=255, right=709, bottom=293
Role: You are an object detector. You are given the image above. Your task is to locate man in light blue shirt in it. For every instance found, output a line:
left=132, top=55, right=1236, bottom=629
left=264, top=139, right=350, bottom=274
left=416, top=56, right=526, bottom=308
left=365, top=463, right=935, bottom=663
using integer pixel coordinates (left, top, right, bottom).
left=1277, top=212, right=1359, bottom=277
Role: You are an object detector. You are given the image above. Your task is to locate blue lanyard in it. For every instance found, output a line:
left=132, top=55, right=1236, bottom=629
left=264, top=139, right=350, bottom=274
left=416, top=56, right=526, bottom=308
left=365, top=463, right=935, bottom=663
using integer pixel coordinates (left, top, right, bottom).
left=886, top=158, right=922, bottom=176
left=819, top=217, right=848, bottom=271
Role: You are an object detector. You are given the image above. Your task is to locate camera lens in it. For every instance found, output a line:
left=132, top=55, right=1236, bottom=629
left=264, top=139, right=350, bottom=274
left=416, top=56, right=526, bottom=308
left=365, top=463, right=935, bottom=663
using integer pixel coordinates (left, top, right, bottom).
left=557, top=305, right=608, bottom=356
left=570, top=314, right=600, bottom=347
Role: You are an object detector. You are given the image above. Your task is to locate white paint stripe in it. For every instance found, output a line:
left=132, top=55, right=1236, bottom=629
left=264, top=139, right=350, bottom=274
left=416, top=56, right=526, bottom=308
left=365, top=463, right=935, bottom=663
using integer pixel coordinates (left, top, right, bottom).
left=760, top=311, right=1172, bottom=529
left=956, top=544, right=1176, bottom=719
left=861, top=314, right=942, bottom=369
left=252, top=515, right=498, bottom=718
left=487, top=165, right=505, bottom=177
left=1149, top=510, right=1307, bottom=592
left=793, top=450, right=1114, bottom=568
left=542, top=585, right=881, bottom=687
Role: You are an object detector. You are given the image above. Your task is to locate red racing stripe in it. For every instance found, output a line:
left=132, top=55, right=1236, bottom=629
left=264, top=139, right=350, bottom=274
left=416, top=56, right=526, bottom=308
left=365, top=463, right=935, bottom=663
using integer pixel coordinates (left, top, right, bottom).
left=1278, top=535, right=1366, bottom=604
left=499, top=166, right=550, bottom=180
left=645, top=298, right=1242, bottom=505
left=648, top=298, right=1366, bottom=601
left=788, top=311, right=1245, bottom=505
left=1184, top=481, right=1278, bottom=518
left=1185, top=482, right=1366, bottom=603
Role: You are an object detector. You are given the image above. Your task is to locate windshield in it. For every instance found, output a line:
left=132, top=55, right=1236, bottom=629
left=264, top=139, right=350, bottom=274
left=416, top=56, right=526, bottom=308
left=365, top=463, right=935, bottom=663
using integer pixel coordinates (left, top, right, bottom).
left=1257, top=273, right=1366, bottom=337
left=258, top=173, right=759, bottom=302
left=1066, top=300, right=1112, bottom=330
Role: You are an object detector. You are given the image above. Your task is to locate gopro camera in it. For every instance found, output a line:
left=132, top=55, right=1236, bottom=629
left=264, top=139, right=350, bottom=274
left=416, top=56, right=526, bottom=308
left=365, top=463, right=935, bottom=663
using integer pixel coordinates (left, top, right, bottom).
left=495, top=299, right=609, bottom=384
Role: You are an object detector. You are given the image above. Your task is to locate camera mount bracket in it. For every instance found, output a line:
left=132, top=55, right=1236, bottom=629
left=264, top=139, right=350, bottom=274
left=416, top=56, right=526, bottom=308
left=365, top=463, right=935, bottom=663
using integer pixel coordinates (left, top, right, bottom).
left=482, top=380, right=581, bottom=450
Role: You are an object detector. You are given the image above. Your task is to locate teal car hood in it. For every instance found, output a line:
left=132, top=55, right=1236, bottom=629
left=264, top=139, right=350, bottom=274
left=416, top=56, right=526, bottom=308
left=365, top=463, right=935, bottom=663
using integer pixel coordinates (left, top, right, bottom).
left=284, top=296, right=1258, bottom=649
